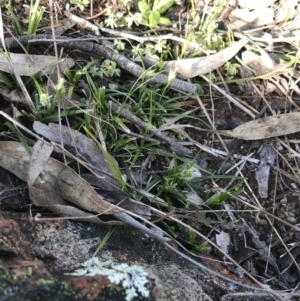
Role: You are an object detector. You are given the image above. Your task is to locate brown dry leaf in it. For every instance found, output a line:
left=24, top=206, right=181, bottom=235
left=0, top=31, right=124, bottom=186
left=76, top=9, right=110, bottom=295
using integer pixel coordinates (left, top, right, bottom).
left=28, top=140, right=53, bottom=188
left=163, top=38, right=248, bottom=78
left=220, top=112, right=300, bottom=140
left=0, top=53, right=75, bottom=76
left=0, top=141, right=113, bottom=214
left=33, top=121, right=121, bottom=191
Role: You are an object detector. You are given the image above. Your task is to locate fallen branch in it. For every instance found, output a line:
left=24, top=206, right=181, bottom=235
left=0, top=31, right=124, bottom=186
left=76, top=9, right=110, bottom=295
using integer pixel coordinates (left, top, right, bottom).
left=1, top=34, right=199, bottom=94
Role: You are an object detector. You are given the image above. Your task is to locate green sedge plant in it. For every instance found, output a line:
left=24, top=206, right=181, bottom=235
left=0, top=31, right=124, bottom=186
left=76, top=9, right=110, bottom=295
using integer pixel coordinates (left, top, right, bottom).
left=6, top=0, right=45, bottom=37
left=27, top=0, right=45, bottom=36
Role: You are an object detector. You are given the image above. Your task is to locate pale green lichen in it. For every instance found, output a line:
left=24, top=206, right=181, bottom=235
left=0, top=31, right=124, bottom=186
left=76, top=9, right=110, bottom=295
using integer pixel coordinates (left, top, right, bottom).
left=66, top=258, right=149, bottom=301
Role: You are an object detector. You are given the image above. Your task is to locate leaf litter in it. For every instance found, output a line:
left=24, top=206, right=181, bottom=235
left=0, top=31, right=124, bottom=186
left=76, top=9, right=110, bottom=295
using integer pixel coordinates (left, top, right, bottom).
left=2, top=0, right=300, bottom=298
left=33, top=121, right=121, bottom=191
left=0, top=141, right=169, bottom=242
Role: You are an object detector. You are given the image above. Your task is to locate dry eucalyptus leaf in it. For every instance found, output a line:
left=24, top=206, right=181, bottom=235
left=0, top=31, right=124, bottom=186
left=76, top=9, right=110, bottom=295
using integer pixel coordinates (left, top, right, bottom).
left=33, top=121, right=121, bottom=191
left=0, top=141, right=113, bottom=214
left=0, top=142, right=32, bottom=182
left=29, top=184, right=69, bottom=207
left=0, top=53, right=75, bottom=76
left=28, top=140, right=53, bottom=188
left=220, top=112, right=300, bottom=140
left=163, top=38, right=248, bottom=78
